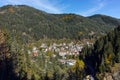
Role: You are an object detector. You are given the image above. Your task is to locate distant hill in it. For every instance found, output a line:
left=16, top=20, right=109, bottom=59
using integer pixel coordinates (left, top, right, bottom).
left=88, top=14, right=120, bottom=27
left=0, top=5, right=120, bottom=42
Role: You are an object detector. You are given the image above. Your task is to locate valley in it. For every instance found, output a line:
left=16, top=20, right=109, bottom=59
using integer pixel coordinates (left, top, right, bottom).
left=0, top=5, right=120, bottom=80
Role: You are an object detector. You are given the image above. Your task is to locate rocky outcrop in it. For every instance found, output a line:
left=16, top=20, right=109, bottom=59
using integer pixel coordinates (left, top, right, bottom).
left=102, top=71, right=120, bottom=80
left=103, top=73, right=113, bottom=80
left=112, top=71, right=120, bottom=80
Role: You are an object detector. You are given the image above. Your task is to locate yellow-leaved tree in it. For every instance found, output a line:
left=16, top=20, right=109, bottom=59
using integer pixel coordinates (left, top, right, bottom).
left=68, top=59, right=85, bottom=80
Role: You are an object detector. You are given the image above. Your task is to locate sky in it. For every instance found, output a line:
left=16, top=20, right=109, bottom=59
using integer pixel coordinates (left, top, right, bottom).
left=0, top=0, right=120, bottom=18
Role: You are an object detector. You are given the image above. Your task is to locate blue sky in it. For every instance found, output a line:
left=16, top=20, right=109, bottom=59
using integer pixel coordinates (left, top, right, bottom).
left=0, top=0, right=120, bottom=18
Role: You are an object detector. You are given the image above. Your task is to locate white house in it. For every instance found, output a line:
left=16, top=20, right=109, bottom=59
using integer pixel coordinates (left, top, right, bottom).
left=32, top=46, right=38, bottom=56
left=66, top=59, right=76, bottom=66
left=59, top=50, right=67, bottom=59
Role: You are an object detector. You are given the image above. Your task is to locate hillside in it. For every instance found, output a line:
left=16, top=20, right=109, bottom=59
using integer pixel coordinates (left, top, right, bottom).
left=83, top=26, right=120, bottom=79
left=0, top=5, right=120, bottom=42
left=0, top=5, right=120, bottom=80
left=0, top=30, right=15, bottom=80
left=0, top=26, right=120, bottom=80
left=88, top=14, right=120, bottom=27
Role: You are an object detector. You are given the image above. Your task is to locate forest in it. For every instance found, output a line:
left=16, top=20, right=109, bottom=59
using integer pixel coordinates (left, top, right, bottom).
left=0, top=5, right=120, bottom=42
left=0, top=5, right=120, bottom=80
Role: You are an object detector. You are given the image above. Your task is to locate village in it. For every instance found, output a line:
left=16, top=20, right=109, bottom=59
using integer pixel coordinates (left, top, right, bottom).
left=27, top=41, right=93, bottom=66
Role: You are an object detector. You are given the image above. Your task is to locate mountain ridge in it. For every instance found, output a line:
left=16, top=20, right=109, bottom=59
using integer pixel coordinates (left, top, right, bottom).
left=0, top=5, right=120, bottom=80
left=0, top=5, right=120, bottom=42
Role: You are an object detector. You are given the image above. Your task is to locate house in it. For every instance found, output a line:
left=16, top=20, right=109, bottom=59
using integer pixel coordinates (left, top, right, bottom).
left=58, top=59, right=76, bottom=66
left=73, top=50, right=79, bottom=55
left=59, top=50, right=67, bottom=59
left=42, top=48, right=48, bottom=53
left=28, top=50, right=31, bottom=54
left=66, top=59, right=76, bottom=66
left=54, top=48, right=60, bottom=52
left=68, top=42, right=74, bottom=47
left=32, top=52, right=38, bottom=56
left=83, top=75, right=94, bottom=80
left=32, top=47, right=38, bottom=56
left=58, top=59, right=66, bottom=64
left=63, top=43, right=66, bottom=46
left=40, top=43, right=47, bottom=48
left=52, top=54, right=56, bottom=58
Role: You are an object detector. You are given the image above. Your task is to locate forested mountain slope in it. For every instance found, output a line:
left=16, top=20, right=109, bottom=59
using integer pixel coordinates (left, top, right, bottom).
left=83, top=26, right=120, bottom=79
left=0, top=5, right=120, bottom=80
left=89, top=14, right=120, bottom=27
left=0, top=5, right=120, bottom=42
